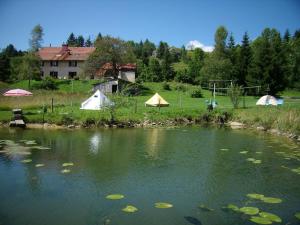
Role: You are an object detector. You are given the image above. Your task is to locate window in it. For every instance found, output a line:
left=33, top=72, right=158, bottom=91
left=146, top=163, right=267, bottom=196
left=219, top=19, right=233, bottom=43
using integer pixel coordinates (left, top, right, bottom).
left=69, top=61, right=77, bottom=67
left=41, top=71, right=44, bottom=77
left=68, top=72, right=77, bottom=79
left=41, top=61, right=44, bottom=67
left=50, top=71, right=58, bottom=78
left=50, top=61, right=58, bottom=67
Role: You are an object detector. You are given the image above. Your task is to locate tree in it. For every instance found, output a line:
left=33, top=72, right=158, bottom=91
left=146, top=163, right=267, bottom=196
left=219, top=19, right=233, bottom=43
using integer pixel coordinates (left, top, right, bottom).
left=76, top=35, right=85, bottom=47
left=83, top=36, right=136, bottom=78
left=227, top=84, right=242, bottom=108
left=157, top=41, right=168, bottom=59
left=18, top=53, right=41, bottom=88
left=248, top=28, right=288, bottom=95
left=187, top=48, right=205, bottom=83
left=85, top=36, right=92, bottom=47
left=0, top=54, right=10, bottom=82
left=227, top=33, right=239, bottom=82
left=67, top=33, right=77, bottom=46
left=148, top=57, right=161, bottom=81
left=238, top=32, right=252, bottom=86
left=29, top=24, right=44, bottom=51
left=214, top=26, right=228, bottom=59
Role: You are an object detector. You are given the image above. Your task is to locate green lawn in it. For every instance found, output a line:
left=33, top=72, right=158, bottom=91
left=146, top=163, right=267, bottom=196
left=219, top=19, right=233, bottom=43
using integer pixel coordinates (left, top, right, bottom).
left=0, top=80, right=300, bottom=134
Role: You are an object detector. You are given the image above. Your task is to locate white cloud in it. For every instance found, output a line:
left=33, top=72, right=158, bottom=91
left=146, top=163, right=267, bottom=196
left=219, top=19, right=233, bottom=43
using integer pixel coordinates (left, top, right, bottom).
left=186, top=40, right=214, bottom=52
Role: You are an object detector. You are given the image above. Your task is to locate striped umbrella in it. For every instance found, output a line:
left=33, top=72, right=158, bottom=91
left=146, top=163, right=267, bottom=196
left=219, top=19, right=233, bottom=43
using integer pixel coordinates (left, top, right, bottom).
left=3, top=89, right=33, bottom=96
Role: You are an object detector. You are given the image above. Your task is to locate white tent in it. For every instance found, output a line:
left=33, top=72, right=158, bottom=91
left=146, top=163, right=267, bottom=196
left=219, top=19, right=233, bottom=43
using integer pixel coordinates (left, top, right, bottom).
left=145, top=93, right=169, bottom=107
left=256, top=95, right=278, bottom=106
left=80, top=90, right=113, bottom=110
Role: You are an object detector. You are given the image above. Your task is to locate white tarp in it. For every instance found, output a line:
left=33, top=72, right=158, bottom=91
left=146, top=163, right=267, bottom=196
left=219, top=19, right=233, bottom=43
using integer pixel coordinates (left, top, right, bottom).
left=80, top=90, right=113, bottom=110
left=256, top=95, right=278, bottom=106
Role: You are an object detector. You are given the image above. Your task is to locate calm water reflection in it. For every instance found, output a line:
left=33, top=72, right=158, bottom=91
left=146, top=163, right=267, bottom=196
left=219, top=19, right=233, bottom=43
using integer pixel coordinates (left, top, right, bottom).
left=0, top=127, right=299, bottom=225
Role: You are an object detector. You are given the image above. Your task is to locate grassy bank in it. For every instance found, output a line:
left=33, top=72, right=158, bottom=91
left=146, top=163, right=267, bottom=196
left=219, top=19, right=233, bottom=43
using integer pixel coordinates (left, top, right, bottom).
left=0, top=80, right=300, bottom=135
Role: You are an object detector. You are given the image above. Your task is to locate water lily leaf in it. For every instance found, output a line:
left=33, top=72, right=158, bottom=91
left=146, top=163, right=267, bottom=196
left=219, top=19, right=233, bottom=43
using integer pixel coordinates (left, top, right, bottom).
left=35, top=164, right=45, bottom=167
left=259, top=212, right=282, bottom=223
left=122, top=205, right=138, bottom=213
left=222, top=204, right=239, bottom=212
left=261, top=197, right=282, bottom=204
left=25, top=141, right=37, bottom=145
left=220, top=148, right=229, bottom=151
left=240, top=151, right=248, bottom=154
left=240, top=207, right=259, bottom=215
left=256, top=152, right=262, bottom=154
left=31, top=146, right=51, bottom=150
left=247, top=158, right=255, bottom=162
left=250, top=216, right=272, bottom=224
left=62, top=162, right=74, bottom=167
left=295, top=212, right=300, bottom=220
left=198, top=204, right=214, bottom=212
left=155, top=202, right=173, bottom=208
left=61, top=169, right=71, bottom=173
left=253, top=160, right=262, bottom=164
left=21, top=159, right=32, bottom=163
left=106, top=194, right=124, bottom=200
left=247, top=193, right=265, bottom=200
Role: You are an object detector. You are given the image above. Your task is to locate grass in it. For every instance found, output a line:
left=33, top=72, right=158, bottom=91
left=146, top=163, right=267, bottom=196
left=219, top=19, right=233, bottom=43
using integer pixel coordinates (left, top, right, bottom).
left=0, top=80, right=300, bottom=135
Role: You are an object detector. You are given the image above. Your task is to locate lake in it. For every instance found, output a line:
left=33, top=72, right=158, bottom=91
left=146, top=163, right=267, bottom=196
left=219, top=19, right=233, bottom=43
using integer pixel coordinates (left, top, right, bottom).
left=0, top=127, right=299, bottom=225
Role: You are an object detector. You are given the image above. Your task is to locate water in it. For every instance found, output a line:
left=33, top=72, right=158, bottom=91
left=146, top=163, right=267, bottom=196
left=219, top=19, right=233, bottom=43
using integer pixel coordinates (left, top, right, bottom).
left=0, top=127, right=299, bottom=225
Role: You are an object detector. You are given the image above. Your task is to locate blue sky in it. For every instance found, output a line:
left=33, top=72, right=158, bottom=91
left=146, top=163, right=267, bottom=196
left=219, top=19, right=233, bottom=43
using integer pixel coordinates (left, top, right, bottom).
left=0, top=0, right=299, bottom=51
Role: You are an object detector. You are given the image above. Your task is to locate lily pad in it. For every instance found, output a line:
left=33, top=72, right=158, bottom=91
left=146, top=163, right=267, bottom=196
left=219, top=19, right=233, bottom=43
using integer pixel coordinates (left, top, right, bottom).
left=35, top=164, right=45, bottom=167
left=247, top=158, right=256, bottom=162
left=106, top=194, right=124, bottom=200
left=294, top=212, right=300, bottom=220
left=198, top=204, right=214, bottom=212
left=240, top=151, right=248, bottom=154
left=62, top=162, right=74, bottom=167
left=122, top=205, right=138, bottom=213
left=31, top=146, right=51, bottom=150
left=155, top=202, right=173, bottom=208
left=21, top=159, right=32, bottom=163
left=253, top=160, right=262, bottom=164
left=25, top=141, right=37, bottom=145
left=240, top=207, right=259, bottom=215
left=220, top=148, right=229, bottom=151
left=256, top=152, right=262, bottom=154
left=259, top=212, right=282, bottom=223
left=223, top=204, right=239, bottom=212
left=250, top=216, right=272, bottom=224
left=61, top=169, right=71, bottom=173
left=261, top=197, right=282, bottom=204
left=247, top=193, right=265, bottom=200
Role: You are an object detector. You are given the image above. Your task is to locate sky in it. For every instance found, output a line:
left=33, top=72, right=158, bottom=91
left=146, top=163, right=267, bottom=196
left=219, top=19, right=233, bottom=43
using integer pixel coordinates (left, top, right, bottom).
left=0, top=0, right=299, bottom=51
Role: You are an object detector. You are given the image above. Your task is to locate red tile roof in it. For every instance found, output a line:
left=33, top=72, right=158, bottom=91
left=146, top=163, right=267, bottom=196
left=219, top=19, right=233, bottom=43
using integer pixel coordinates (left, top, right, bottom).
left=38, top=45, right=95, bottom=61
left=95, top=63, right=136, bottom=77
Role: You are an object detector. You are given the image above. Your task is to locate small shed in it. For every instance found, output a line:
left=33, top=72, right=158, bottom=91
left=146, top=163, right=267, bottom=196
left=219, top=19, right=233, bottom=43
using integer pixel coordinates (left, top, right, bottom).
left=93, top=79, right=130, bottom=94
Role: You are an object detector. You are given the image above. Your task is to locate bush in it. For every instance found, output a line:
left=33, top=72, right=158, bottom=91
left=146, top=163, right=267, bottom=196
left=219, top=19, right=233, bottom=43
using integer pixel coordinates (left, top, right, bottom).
left=32, top=76, right=58, bottom=90
left=175, top=84, right=187, bottom=92
left=162, top=82, right=171, bottom=91
left=191, top=89, right=203, bottom=98
left=122, top=83, right=150, bottom=96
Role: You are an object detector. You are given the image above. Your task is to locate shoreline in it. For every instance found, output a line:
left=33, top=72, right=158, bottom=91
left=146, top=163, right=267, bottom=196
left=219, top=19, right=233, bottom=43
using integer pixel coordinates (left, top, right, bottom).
left=1, top=119, right=299, bottom=144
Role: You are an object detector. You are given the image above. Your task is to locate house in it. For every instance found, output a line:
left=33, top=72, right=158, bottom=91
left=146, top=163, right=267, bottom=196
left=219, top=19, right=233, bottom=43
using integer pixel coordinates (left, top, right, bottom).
left=37, top=44, right=137, bottom=84
left=93, top=63, right=136, bottom=93
left=38, top=44, right=95, bottom=79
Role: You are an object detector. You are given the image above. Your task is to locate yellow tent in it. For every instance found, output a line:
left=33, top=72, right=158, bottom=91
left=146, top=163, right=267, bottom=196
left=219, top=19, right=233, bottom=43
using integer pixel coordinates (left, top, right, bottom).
left=145, top=93, right=169, bottom=107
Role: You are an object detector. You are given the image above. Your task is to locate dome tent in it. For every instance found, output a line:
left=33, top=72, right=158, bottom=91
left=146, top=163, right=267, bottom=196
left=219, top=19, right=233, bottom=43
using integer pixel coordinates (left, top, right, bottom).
left=80, top=90, right=113, bottom=110
left=145, top=93, right=169, bottom=107
left=256, top=95, right=278, bottom=106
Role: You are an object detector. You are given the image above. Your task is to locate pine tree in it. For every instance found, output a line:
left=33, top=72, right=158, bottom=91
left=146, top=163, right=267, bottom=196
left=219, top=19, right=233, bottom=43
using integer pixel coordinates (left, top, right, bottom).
left=214, top=26, right=228, bottom=59
left=85, top=36, right=92, bottom=47
left=76, top=35, right=85, bottom=47
left=238, top=32, right=252, bottom=86
left=67, top=33, right=77, bottom=46
left=227, top=33, right=238, bottom=81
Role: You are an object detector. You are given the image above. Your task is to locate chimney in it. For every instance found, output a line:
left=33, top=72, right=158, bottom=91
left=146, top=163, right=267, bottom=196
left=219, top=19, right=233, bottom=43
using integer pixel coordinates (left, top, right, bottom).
left=62, top=43, right=69, bottom=51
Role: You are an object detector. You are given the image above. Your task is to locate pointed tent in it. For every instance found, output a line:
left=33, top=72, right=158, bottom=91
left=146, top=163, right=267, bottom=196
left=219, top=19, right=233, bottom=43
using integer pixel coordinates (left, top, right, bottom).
left=145, top=93, right=169, bottom=107
left=256, top=95, right=278, bottom=106
left=80, top=90, right=113, bottom=110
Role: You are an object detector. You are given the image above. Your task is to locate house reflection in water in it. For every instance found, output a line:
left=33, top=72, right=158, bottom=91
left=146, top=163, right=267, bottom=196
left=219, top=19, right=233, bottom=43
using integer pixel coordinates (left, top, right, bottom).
left=89, top=133, right=102, bottom=154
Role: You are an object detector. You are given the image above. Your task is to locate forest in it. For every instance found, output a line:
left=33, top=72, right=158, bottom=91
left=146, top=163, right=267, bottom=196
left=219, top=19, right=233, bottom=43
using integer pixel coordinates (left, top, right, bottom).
left=0, top=25, right=300, bottom=95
